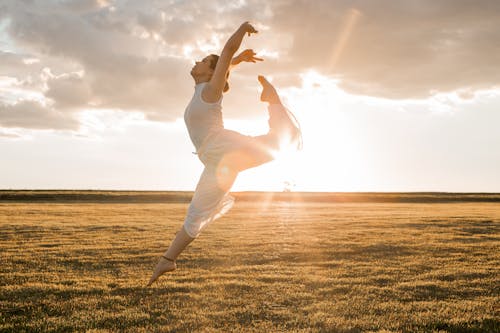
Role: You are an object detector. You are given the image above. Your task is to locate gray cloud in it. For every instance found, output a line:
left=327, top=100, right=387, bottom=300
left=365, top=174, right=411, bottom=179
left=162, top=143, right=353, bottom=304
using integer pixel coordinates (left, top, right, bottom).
left=0, top=51, right=29, bottom=76
left=0, top=100, right=80, bottom=130
left=1, top=0, right=499, bottom=131
left=266, top=0, right=500, bottom=97
left=3, top=1, right=193, bottom=119
left=45, top=73, right=91, bottom=109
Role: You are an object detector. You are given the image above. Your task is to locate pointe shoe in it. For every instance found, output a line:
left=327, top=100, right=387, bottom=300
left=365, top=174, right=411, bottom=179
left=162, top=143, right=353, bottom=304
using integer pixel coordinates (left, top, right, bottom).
left=258, top=75, right=280, bottom=104
left=146, top=256, right=177, bottom=287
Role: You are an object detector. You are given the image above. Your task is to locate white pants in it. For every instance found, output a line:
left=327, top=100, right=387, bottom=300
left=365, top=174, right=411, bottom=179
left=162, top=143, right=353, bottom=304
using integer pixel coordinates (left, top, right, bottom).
left=183, top=104, right=293, bottom=238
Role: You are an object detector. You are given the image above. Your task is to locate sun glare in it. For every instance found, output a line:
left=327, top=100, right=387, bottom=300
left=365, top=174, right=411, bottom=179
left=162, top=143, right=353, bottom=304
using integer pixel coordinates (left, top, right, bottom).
left=232, top=71, right=369, bottom=192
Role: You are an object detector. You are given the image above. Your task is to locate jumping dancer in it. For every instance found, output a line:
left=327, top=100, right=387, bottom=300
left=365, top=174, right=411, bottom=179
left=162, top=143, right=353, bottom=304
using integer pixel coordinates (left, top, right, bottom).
left=148, top=22, right=301, bottom=286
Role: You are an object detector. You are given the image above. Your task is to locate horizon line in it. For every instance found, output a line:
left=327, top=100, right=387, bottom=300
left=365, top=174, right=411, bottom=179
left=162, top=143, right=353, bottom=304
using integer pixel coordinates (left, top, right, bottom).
left=1, top=189, right=499, bottom=194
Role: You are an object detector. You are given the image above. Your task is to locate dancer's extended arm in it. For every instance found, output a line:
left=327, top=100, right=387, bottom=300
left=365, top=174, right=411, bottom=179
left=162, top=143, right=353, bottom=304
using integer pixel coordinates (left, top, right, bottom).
left=231, top=49, right=263, bottom=68
left=203, top=22, right=258, bottom=103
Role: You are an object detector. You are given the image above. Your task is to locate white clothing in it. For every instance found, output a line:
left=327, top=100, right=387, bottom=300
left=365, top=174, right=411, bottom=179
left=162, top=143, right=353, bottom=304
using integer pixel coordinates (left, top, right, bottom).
left=184, top=83, right=224, bottom=152
left=182, top=164, right=236, bottom=238
left=182, top=83, right=297, bottom=238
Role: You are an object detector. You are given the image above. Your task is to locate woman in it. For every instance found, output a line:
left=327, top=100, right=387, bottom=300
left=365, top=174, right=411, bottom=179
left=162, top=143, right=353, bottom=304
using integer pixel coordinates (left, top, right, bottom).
left=147, top=22, right=301, bottom=286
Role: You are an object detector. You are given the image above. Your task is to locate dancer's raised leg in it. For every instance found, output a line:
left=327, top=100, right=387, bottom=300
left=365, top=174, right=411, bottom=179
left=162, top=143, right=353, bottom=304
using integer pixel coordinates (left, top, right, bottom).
left=257, top=75, right=302, bottom=151
left=218, top=76, right=302, bottom=173
left=258, top=75, right=281, bottom=104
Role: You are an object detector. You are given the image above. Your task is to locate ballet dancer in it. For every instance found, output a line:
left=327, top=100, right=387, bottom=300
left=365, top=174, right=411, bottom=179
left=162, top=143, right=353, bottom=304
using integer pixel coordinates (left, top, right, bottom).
left=148, top=22, right=301, bottom=286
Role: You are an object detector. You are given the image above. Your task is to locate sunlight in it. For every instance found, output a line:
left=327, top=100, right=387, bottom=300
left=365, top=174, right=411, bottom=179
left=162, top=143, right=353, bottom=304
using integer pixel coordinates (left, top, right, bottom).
left=329, top=8, right=362, bottom=71
left=233, top=71, right=372, bottom=192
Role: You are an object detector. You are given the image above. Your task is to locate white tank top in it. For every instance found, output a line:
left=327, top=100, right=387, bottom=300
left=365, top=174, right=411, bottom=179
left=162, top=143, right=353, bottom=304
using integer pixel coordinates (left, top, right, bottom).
left=184, top=82, right=224, bottom=152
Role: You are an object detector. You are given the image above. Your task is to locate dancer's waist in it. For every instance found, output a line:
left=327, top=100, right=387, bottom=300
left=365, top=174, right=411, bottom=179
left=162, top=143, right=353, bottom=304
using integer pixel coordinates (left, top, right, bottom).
left=192, top=129, right=223, bottom=156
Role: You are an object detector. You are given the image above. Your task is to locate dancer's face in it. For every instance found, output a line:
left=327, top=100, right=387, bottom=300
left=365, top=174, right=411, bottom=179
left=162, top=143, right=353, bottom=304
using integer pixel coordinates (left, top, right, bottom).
left=190, top=55, right=215, bottom=80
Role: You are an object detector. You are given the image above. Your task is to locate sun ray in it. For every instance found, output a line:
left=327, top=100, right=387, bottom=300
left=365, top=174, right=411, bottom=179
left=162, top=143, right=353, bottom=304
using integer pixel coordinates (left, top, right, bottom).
left=329, top=8, right=362, bottom=72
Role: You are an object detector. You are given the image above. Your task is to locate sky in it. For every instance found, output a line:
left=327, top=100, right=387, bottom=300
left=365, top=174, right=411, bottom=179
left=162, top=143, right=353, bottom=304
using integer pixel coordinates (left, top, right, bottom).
left=1, top=0, right=499, bottom=192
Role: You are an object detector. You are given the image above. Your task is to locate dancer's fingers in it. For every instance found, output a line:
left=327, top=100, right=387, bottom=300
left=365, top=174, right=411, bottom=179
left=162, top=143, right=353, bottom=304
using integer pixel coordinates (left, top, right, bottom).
left=247, top=27, right=258, bottom=36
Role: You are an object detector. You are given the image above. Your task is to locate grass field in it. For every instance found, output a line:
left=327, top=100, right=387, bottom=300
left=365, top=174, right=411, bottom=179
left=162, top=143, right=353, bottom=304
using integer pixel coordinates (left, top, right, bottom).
left=1, top=193, right=499, bottom=332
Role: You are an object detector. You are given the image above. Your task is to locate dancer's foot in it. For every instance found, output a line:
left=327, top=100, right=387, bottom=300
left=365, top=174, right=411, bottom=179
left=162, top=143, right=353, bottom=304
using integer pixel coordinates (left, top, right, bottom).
left=147, top=256, right=176, bottom=287
left=258, top=75, right=281, bottom=104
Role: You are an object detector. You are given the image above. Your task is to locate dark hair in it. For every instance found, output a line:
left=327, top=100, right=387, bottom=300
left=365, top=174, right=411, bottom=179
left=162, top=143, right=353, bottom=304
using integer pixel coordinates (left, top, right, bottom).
left=209, top=54, right=230, bottom=92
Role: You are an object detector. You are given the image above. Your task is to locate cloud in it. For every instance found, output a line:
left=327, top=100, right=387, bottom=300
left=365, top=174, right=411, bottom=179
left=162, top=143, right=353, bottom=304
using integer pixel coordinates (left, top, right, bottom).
left=2, top=1, right=193, bottom=120
left=1, top=0, right=499, bottom=131
left=0, top=51, right=29, bottom=76
left=0, top=100, right=79, bottom=130
left=264, top=0, right=500, bottom=98
left=44, top=72, right=91, bottom=109
left=0, top=131, right=21, bottom=139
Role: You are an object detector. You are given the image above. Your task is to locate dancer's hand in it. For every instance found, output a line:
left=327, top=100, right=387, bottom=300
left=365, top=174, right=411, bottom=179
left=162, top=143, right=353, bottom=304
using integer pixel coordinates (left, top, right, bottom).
left=206, top=21, right=258, bottom=101
left=234, top=49, right=263, bottom=65
left=239, top=21, right=258, bottom=36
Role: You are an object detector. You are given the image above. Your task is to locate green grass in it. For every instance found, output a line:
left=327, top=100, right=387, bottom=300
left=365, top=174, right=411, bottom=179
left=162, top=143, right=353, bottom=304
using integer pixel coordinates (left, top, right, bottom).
left=0, top=200, right=499, bottom=332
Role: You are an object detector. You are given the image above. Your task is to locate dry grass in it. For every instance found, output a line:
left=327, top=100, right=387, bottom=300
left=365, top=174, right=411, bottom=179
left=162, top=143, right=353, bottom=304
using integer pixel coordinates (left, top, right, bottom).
left=0, top=199, right=499, bottom=332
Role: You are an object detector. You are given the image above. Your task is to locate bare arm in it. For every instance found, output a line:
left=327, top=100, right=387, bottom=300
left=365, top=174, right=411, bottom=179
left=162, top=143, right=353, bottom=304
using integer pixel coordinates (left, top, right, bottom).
left=202, top=22, right=258, bottom=103
left=230, top=49, right=263, bottom=69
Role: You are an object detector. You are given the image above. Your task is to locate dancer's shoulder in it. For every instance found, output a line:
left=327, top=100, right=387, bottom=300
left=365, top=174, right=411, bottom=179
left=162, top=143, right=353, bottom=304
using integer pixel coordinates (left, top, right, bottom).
left=200, top=83, right=223, bottom=105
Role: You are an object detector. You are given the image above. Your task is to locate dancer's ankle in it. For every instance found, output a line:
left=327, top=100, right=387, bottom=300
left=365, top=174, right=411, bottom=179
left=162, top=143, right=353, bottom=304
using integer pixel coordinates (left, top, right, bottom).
left=162, top=255, right=175, bottom=262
